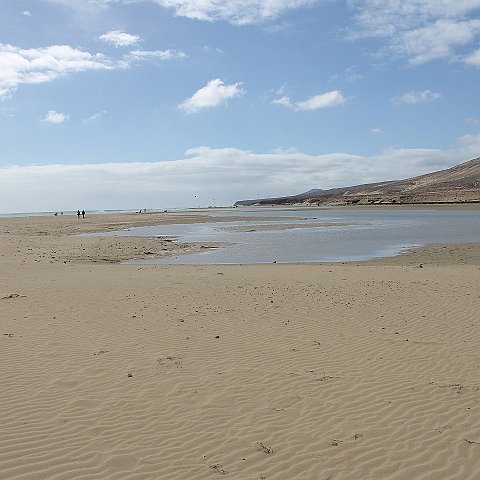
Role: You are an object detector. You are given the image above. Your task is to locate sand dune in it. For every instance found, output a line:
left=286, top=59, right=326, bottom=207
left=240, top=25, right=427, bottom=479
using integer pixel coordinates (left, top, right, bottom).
left=1, top=213, right=480, bottom=479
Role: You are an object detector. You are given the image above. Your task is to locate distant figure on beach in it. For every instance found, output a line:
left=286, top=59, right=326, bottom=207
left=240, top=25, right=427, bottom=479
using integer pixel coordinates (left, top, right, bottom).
left=81, top=210, right=85, bottom=218
left=77, top=210, right=81, bottom=218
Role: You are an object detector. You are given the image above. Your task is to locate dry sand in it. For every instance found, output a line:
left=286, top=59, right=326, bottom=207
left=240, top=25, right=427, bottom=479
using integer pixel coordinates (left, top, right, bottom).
left=1, top=212, right=480, bottom=479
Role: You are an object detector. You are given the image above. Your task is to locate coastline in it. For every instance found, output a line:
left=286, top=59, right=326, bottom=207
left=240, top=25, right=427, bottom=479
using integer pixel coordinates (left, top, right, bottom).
left=2, top=211, right=480, bottom=479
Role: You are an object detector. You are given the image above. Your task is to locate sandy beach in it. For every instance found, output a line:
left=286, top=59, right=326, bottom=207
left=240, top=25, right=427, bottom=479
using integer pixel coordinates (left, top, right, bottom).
left=1, top=211, right=480, bottom=479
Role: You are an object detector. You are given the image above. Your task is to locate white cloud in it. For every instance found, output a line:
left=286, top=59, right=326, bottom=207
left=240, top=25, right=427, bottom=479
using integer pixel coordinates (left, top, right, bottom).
left=0, top=43, right=187, bottom=99
left=44, top=0, right=322, bottom=24
left=392, top=89, right=441, bottom=105
left=179, top=78, right=245, bottom=114
left=458, top=133, right=480, bottom=146
left=370, top=128, right=381, bottom=135
left=82, top=110, right=107, bottom=124
left=99, top=30, right=141, bottom=47
left=297, top=91, right=347, bottom=110
left=126, top=49, right=187, bottom=61
left=273, top=90, right=347, bottom=111
left=329, top=65, right=362, bottom=83
left=350, top=0, right=480, bottom=65
left=272, top=96, right=293, bottom=107
left=42, top=110, right=70, bottom=124
left=0, top=43, right=114, bottom=99
left=151, top=0, right=319, bottom=25
left=23, top=10, right=32, bottom=16
left=395, top=19, right=480, bottom=65
left=2, top=141, right=477, bottom=213
left=465, top=48, right=480, bottom=66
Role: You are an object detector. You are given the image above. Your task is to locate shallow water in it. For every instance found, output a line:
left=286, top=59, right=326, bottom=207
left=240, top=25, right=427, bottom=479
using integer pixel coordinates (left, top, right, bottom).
left=99, top=207, right=480, bottom=264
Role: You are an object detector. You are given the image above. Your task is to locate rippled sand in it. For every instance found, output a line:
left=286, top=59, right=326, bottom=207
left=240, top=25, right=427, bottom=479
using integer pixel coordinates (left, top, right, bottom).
left=1, top=212, right=480, bottom=479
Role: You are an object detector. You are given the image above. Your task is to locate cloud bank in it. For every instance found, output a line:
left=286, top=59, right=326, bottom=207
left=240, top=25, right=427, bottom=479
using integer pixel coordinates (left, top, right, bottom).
left=2, top=140, right=478, bottom=213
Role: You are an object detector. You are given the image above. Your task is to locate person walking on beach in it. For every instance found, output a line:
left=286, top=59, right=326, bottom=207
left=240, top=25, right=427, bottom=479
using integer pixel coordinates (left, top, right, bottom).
left=82, top=210, right=85, bottom=218
left=77, top=210, right=81, bottom=218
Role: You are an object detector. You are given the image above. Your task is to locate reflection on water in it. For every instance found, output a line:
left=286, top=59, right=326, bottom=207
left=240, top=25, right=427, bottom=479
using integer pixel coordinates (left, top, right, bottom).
left=104, top=207, right=480, bottom=264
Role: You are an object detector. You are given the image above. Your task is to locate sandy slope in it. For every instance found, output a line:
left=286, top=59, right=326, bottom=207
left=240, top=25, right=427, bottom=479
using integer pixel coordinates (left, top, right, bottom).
left=1, top=212, right=480, bottom=479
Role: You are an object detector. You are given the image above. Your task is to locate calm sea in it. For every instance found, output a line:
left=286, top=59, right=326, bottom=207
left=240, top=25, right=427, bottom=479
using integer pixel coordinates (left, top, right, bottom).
left=99, top=207, right=480, bottom=264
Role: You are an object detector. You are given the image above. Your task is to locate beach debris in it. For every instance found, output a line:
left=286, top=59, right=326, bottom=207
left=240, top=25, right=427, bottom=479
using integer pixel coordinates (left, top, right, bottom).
left=209, top=463, right=228, bottom=475
left=255, top=442, right=274, bottom=454
left=3, top=333, right=15, bottom=338
left=464, top=438, right=480, bottom=445
left=436, top=425, right=452, bottom=433
left=331, top=439, right=343, bottom=447
left=157, top=356, right=182, bottom=368
left=127, top=372, right=133, bottom=378
left=2, top=293, right=26, bottom=300
left=93, top=350, right=109, bottom=356
left=215, top=335, right=220, bottom=339
left=438, top=383, right=479, bottom=394
left=318, top=375, right=341, bottom=382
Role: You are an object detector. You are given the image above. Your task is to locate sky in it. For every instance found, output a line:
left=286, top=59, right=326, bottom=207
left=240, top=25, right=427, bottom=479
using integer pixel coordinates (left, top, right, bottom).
left=1, top=0, right=480, bottom=213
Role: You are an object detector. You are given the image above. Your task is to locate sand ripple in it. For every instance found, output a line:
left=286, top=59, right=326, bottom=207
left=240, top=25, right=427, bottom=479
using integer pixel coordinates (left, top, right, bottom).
left=1, top=264, right=480, bottom=479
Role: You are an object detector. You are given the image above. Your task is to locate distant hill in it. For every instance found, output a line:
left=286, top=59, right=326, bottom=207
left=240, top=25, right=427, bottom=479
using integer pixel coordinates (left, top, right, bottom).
left=235, top=156, right=480, bottom=206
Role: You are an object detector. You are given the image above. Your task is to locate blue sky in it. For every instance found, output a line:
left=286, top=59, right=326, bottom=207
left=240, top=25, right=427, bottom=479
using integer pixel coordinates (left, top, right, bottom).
left=1, top=0, right=480, bottom=212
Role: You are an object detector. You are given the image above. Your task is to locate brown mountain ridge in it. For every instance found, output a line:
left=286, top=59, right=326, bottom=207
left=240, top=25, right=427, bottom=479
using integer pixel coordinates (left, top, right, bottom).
left=235, top=156, right=480, bottom=206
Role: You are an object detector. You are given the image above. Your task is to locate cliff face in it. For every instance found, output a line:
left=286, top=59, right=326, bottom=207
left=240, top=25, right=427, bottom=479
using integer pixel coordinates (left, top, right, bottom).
left=235, top=156, right=480, bottom=206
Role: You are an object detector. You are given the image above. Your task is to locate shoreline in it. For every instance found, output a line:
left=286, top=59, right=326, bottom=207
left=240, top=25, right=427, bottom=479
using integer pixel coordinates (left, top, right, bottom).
left=2, top=200, right=480, bottom=219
